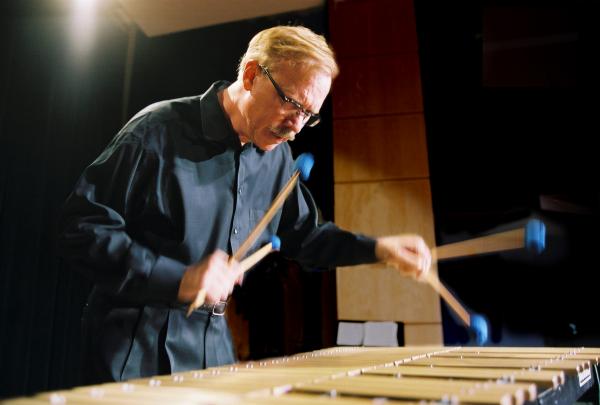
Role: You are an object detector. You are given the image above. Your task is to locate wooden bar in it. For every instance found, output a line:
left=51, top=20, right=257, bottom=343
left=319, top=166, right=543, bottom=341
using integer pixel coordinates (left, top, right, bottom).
left=365, top=365, right=564, bottom=388
left=4, top=346, right=597, bottom=405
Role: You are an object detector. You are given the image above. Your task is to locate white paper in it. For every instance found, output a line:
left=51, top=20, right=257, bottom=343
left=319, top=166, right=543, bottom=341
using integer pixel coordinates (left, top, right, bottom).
left=336, top=322, right=365, bottom=346
left=363, top=321, right=398, bottom=347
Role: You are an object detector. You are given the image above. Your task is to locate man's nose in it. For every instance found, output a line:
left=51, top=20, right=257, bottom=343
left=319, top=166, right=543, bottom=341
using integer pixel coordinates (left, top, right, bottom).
left=285, top=112, right=305, bottom=134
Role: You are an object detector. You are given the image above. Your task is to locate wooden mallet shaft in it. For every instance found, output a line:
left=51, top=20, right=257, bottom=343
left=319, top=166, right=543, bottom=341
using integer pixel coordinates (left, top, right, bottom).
left=237, top=236, right=280, bottom=274
left=423, top=270, right=471, bottom=326
left=433, top=228, right=523, bottom=261
left=424, top=221, right=545, bottom=340
left=433, top=219, right=545, bottom=261
left=422, top=265, right=488, bottom=344
left=233, top=153, right=313, bottom=262
left=232, top=171, right=299, bottom=262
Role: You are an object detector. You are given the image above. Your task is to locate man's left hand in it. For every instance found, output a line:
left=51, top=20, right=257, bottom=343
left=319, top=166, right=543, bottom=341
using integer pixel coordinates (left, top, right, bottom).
left=375, top=235, right=432, bottom=281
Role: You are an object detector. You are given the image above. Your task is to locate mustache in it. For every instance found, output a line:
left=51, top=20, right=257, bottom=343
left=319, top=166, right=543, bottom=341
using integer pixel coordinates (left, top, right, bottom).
left=270, top=127, right=296, bottom=142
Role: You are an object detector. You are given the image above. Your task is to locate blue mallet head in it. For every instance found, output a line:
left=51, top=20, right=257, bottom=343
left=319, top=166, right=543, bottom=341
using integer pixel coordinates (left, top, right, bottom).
left=294, top=153, right=315, bottom=181
left=269, top=235, right=281, bottom=251
left=525, top=219, right=546, bottom=254
left=470, top=313, right=490, bottom=346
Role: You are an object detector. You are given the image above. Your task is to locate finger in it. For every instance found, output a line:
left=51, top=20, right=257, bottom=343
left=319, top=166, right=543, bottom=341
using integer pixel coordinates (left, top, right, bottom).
left=208, top=285, right=227, bottom=304
left=416, top=263, right=429, bottom=282
left=206, top=258, right=229, bottom=279
left=221, top=281, right=231, bottom=301
left=213, top=249, right=229, bottom=260
left=207, top=251, right=229, bottom=270
left=204, top=286, right=220, bottom=304
left=221, top=258, right=240, bottom=285
left=393, top=253, right=425, bottom=280
left=210, top=270, right=234, bottom=302
left=391, top=247, right=421, bottom=269
left=205, top=271, right=229, bottom=304
left=419, top=239, right=432, bottom=263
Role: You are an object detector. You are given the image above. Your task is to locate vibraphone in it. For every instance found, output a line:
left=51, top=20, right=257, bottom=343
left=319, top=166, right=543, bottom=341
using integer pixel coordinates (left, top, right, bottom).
left=6, top=346, right=599, bottom=405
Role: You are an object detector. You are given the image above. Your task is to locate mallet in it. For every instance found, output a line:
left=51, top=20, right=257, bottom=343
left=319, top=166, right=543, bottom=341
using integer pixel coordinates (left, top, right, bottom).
left=231, top=153, right=314, bottom=262
left=434, top=219, right=546, bottom=261
left=423, top=266, right=489, bottom=345
left=237, top=235, right=281, bottom=275
left=424, top=219, right=545, bottom=344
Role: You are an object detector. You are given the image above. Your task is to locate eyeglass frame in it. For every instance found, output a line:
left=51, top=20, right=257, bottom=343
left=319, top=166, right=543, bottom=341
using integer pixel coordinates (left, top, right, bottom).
left=257, top=64, right=321, bottom=128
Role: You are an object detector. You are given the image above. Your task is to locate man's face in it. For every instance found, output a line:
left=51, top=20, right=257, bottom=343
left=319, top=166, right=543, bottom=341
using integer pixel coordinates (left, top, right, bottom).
left=242, top=62, right=331, bottom=152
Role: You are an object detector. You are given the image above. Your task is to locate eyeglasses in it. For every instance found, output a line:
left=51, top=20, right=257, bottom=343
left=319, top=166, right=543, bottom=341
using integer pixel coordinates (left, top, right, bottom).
left=258, top=64, right=321, bottom=127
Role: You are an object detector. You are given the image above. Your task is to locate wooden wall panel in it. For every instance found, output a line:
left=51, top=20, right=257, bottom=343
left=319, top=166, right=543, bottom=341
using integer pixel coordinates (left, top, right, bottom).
left=404, top=324, right=444, bottom=345
left=337, top=264, right=441, bottom=322
left=332, top=54, right=423, bottom=118
left=329, top=0, right=418, bottom=56
left=334, top=180, right=440, bottom=322
left=330, top=0, right=442, bottom=343
left=334, top=180, right=435, bottom=241
left=333, top=114, right=429, bottom=182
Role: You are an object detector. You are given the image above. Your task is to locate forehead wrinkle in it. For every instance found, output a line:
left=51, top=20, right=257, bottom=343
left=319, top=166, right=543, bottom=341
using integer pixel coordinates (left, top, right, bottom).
left=282, top=76, right=326, bottom=114
left=270, top=65, right=328, bottom=113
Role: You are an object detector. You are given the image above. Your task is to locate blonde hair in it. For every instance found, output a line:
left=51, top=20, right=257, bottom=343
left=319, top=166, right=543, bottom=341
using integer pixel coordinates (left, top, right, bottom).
left=237, top=26, right=339, bottom=80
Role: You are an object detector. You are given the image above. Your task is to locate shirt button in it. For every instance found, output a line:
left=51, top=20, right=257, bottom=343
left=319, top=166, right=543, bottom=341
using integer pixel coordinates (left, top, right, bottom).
left=233, top=228, right=239, bottom=234
left=238, top=188, right=242, bottom=194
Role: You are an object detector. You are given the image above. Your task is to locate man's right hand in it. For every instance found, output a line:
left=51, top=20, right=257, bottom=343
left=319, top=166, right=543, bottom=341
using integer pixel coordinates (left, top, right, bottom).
left=177, top=250, right=240, bottom=304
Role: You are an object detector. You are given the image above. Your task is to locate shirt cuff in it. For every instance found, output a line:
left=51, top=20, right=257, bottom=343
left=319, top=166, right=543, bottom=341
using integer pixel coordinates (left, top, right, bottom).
left=147, top=254, right=187, bottom=303
left=358, top=234, right=379, bottom=263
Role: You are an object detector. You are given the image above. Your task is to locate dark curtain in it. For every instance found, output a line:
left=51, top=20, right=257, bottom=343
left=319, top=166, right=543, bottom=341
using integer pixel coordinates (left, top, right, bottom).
left=0, top=3, right=333, bottom=399
left=0, top=3, right=128, bottom=398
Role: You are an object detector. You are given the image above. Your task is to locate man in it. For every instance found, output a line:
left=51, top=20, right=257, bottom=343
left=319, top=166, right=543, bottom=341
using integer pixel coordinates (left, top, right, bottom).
left=58, top=25, right=432, bottom=384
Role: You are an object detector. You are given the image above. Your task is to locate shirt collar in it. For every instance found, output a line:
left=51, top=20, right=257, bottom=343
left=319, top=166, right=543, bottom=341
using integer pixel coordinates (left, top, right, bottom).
left=200, top=81, right=241, bottom=149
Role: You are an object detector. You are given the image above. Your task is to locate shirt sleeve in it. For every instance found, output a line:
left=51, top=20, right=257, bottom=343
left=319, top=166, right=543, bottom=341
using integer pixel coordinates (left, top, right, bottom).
left=277, top=181, right=378, bottom=269
left=58, top=130, right=186, bottom=305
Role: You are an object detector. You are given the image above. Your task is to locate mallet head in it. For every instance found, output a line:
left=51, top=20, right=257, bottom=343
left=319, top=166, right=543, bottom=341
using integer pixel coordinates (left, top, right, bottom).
left=525, top=219, right=546, bottom=254
left=270, top=235, right=281, bottom=251
left=470, top=313, right=490, bottom=345
left=294, top=153, right=315, bottom=181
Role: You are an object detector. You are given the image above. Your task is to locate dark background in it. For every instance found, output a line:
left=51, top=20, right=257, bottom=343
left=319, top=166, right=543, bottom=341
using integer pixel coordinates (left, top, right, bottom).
left=415, top=0, right=599, bottom=347
left=1, top=0, right=597, bottom=398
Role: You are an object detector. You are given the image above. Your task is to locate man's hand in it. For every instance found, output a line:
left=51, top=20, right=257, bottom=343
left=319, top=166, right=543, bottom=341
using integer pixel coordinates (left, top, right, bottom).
left=177, top=250, right=241, bottom=304
left=375, top=235, right=432, bottom=281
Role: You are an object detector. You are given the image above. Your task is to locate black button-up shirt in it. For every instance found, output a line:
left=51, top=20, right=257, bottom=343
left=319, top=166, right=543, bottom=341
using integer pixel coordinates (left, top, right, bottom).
left=58, top=81, right=377, bottom=381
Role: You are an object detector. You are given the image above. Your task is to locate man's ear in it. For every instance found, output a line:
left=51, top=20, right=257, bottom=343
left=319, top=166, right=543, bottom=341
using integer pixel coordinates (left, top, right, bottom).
left=242, top=60, right=259, bottom=91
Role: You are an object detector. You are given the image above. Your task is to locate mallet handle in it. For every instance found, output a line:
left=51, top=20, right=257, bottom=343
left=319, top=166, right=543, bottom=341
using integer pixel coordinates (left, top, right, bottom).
left=237, top=241, right=276, bottom=274
left=232, top=171, right=299, bottom=261
left=434, top=228, right=524, bottom=261
left=424, top=271, right=471, bottom=326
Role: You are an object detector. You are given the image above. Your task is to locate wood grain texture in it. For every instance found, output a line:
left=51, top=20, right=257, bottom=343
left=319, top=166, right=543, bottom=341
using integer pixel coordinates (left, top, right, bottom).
left=332, top=54, right=423, bottom=118
left=329, top=0, right=438, bottom=342
left=333, top=114, right=429, bottom=182
left=334, top=180, right=440, bottom=322
left=334, top=179, right=435, bottom=241
left=403, top=323, right=444, bottom=346
left=329, top=0, right=418, bottom=57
